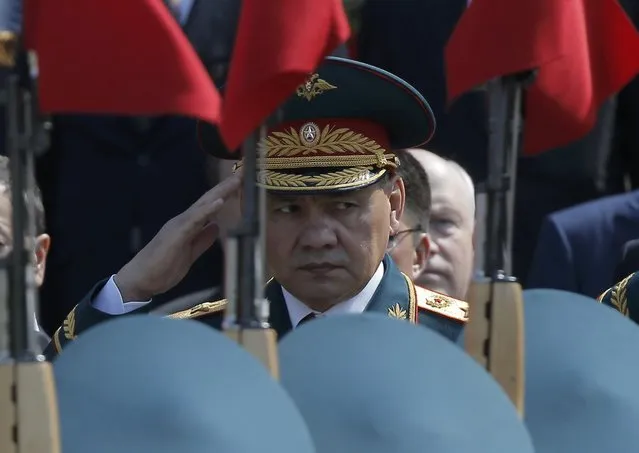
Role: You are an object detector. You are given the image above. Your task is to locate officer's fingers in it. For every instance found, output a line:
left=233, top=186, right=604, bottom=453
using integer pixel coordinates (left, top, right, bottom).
left=194, top=172, right=242, bottom=208
left=180, top=198, right=228, bottom=236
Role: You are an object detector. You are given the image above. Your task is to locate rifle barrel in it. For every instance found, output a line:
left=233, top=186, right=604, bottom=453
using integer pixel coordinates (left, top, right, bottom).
left=6, top=73, right=40, bottom=361
left=484, top=76, right=525, bottom=279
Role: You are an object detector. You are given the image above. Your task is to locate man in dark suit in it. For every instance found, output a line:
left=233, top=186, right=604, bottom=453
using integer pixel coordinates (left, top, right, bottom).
left=356, top=0, right=639, bottom=284
left=35, top=0, right=241, bottom=335
left=357, top=0, right=488, bottom=184
left=527, top=191, right=639, bottom=298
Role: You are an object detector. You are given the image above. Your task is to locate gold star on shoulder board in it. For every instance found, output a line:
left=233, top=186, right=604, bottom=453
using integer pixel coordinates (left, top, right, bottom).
left=415, top=286, right=469, bottom=323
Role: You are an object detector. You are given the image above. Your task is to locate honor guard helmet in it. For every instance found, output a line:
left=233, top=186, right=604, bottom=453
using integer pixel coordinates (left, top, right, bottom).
left=198, top=56, right=436, bottom=194
left=523, top=289, right=639, bottom=453
left=278, top=313, right=534, bottom=453
left=53, top=316, right=316, bottom=453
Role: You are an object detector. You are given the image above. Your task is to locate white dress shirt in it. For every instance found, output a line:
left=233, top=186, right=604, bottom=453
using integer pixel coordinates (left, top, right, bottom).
left=93, top=276, right=152, bottom=315
left=93, top=261, right=385, bottom=324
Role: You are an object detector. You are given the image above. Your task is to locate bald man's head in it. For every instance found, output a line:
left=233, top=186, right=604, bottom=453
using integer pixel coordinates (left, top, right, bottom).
left=408, top=150, right=475, bottom=218
left=406, top=149, right=475, bottom=299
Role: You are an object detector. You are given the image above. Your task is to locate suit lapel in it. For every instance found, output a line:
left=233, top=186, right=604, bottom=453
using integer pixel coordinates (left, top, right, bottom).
left=364, top=255, right=417, bottom=323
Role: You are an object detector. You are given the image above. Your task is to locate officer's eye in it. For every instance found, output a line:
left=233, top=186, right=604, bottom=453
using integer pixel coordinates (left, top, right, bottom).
left=334, top=202, right=357, bottom=210
left=275, top=205, right=300, bottom=214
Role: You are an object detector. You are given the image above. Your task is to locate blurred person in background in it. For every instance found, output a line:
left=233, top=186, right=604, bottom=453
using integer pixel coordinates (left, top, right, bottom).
left=0, top=156, right=51, bottom=350
left=408, top=150, right=475, bottom=300
left=387, top=151, right=431, bottom=281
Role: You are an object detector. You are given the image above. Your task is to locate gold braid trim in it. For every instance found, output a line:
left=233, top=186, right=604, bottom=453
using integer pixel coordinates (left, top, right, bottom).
left=401, top=272, right=417, bottom=323
left=63, top=308, right=77, bottom=340
left=166, top=300, right=227, bottom=320
left=259, top=153, right=398, bottom=170
left=596, top=287, right=611, bottom=303
left=610, top=273, right=633, bottom=316
left=258, top=125, right=394, bottom=170
left=258, top=166, right=386, bottom=191
left=53, top=328, right=63, bottom=353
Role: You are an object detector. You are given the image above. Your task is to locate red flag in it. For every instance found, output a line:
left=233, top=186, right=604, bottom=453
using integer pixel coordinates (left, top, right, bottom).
left=445, top=0, right=639, bottom=155
left=24, top=0, right=220, bottom=124
left=219, top=0, right=351, bottom=151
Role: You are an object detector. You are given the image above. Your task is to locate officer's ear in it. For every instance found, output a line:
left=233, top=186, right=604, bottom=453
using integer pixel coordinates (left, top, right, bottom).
left=34, top=233, right=51, bottom=287
left=388, top=175, right=405, bottom=235
left=412, top=233, right=430, bottom=280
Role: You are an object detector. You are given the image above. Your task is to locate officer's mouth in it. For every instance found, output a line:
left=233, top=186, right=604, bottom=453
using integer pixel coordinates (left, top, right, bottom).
left=298, top=263, right=343, bottom=274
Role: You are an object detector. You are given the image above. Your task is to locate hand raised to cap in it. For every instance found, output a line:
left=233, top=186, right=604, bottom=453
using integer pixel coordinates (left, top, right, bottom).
left=114, top=172, right=242, bottom=302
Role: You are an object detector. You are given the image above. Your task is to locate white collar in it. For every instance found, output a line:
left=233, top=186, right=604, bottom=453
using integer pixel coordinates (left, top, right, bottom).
left=282, top=261, right=385, bottom=328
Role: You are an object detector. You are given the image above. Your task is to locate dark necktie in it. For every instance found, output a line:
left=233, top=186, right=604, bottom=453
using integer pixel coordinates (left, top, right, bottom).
left=297, top=313, right=317, bottom=327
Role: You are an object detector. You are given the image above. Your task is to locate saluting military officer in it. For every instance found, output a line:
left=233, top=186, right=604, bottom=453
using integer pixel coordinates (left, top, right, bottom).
left=46, top=56, right=468, bottom=358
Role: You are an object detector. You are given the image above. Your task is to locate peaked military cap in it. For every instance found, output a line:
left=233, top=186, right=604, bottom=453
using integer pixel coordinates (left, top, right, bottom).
left=198, top=56, right=435, bottom=193
left=54, top=315, right=316, bottom=453
left=523, top=289, right=639, bottom=453
left=278, top=313, right=534, bottom=453
left=597, top=271, right=639, bottom=323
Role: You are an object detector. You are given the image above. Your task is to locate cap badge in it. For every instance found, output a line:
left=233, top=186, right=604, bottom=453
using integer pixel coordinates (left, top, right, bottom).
left=296, top=73, right=337, bottom=101
left=299, top=122, right=321, bottom=147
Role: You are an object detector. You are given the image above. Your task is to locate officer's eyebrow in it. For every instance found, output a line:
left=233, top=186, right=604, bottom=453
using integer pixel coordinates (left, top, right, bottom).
left=266, top=193, right=299, bottom=203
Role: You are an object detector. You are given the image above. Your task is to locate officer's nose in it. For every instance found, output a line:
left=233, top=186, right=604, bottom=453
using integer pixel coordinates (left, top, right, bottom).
left=298, top=210, right=338, bottom=250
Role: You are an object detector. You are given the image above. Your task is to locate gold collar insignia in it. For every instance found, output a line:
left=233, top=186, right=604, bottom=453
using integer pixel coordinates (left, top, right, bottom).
left=388, top=303, right=408, bottom=320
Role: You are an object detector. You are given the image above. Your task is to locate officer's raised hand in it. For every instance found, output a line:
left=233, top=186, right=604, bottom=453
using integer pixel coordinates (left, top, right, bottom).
left=114, top=173, right=242, bottom=302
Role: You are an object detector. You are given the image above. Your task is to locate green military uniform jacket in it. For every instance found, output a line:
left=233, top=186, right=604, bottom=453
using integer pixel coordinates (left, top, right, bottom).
left=46, top=255, right=468, bottom=359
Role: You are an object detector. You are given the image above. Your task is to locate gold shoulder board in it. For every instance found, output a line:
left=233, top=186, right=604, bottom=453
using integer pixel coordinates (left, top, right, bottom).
left=165, top=299, right=228, bottom=320
left=415, top=286, right=469, bottom=323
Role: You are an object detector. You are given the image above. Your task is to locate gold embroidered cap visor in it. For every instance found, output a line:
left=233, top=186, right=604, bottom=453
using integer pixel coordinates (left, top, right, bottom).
left=197, top=56, right=435, bottom=193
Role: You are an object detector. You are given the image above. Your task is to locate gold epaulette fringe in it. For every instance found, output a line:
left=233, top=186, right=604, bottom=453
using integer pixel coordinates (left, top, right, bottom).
left=415, top=286, right=469, bottom=323
left=166, top=299, right=228, bottom=320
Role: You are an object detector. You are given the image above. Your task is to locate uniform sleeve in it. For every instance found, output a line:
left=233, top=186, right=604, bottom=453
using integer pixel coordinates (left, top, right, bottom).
left=44, top=277, right=153, bottom=360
